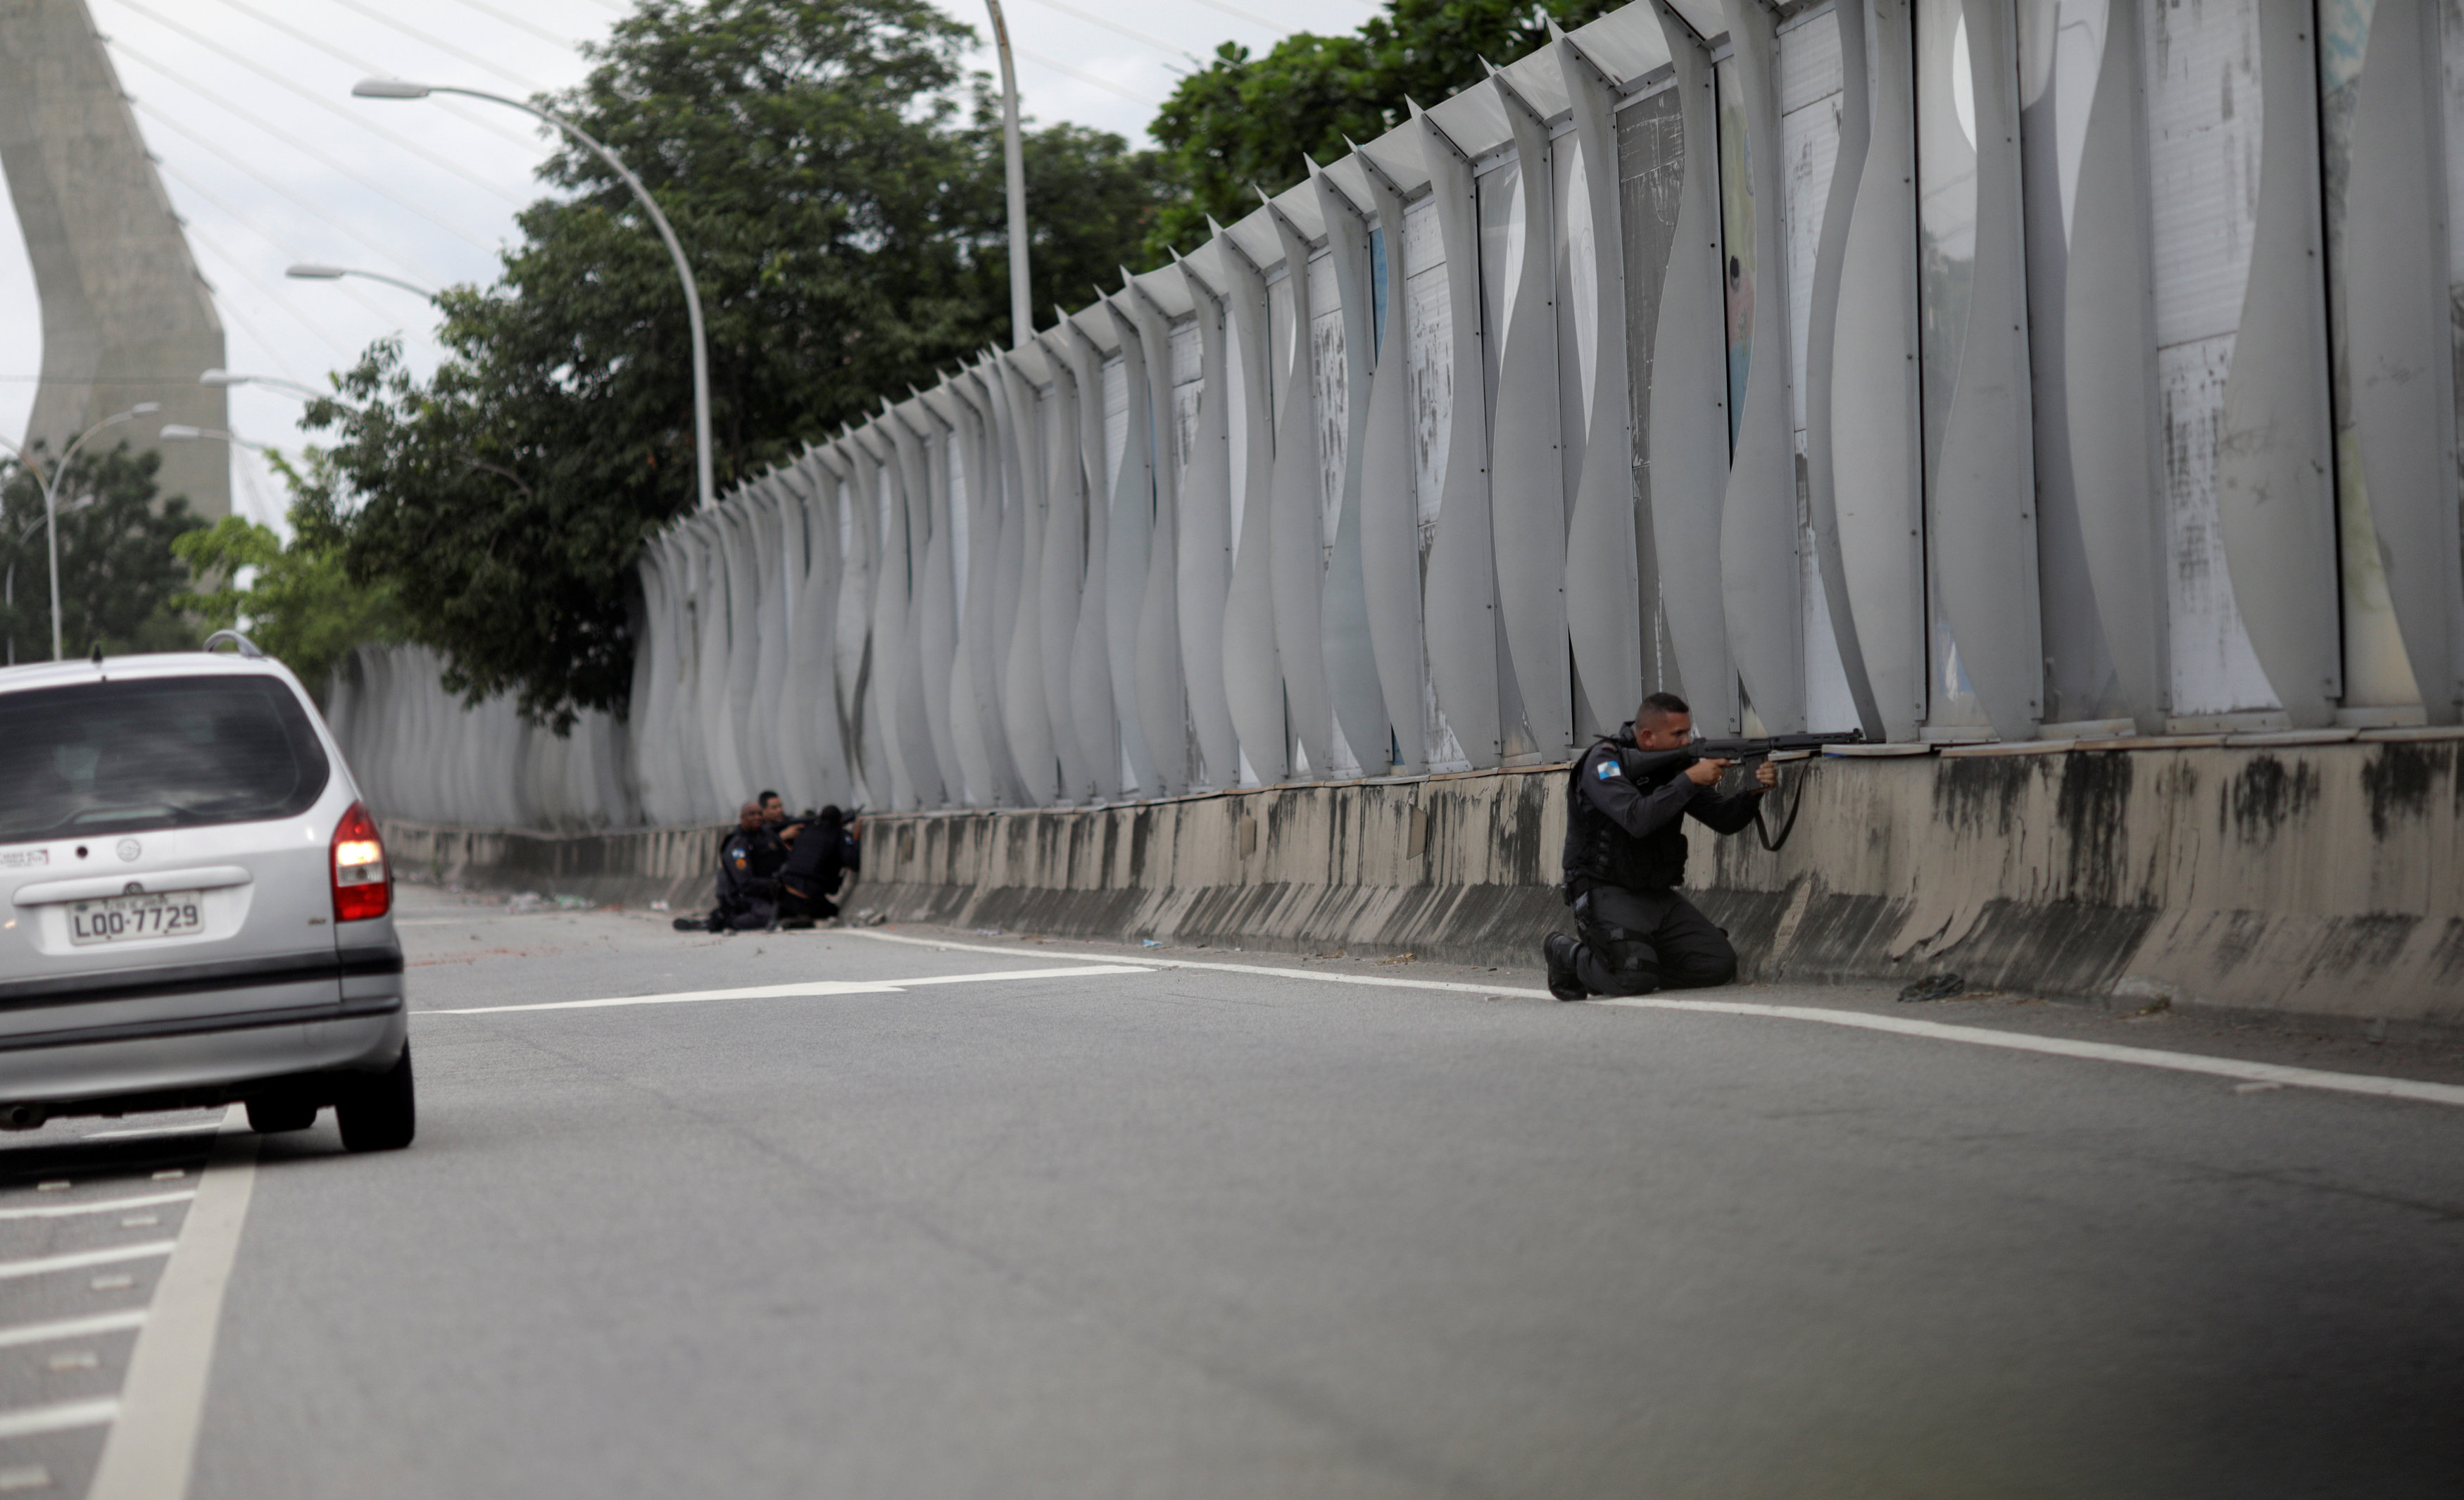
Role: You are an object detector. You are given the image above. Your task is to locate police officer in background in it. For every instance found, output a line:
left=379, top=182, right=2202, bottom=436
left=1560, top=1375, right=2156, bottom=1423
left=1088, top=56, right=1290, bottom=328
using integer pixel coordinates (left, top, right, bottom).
left=1544, top=692, right=1778, bottom=1001
left=675, top=801, right=788, bottom=932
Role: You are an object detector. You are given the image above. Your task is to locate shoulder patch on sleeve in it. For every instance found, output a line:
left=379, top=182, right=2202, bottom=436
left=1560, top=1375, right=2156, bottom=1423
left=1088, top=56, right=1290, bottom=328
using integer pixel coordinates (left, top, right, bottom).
left=1595, top=757, right=1622, bottom=781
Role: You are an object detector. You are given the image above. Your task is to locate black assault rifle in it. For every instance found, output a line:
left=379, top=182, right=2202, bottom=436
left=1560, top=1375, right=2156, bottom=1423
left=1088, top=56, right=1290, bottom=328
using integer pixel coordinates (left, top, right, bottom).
left=1621, top=730, right=1866, bottom=851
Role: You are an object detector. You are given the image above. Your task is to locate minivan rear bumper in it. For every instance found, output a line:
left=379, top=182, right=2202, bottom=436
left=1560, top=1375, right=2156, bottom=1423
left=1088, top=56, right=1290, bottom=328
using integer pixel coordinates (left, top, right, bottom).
left=0, top=946, right=406, bottom=1108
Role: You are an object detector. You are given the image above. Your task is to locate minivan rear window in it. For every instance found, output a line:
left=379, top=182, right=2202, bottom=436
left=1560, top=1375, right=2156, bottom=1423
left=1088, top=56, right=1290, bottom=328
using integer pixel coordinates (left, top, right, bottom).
left=0, top=675, right=330, bottom=843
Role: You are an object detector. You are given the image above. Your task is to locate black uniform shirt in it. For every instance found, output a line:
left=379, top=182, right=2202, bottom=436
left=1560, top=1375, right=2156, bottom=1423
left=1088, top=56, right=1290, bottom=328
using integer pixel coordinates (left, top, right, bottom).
left=1576, top=740, right=1764, bottom=841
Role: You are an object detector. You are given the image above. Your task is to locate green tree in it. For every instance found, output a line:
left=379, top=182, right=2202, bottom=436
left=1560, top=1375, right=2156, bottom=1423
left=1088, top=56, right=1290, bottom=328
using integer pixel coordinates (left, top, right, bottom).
left=1145, top=0, right=1621, bottom=260
left=311, top=0, right=1167, bottom=730
left=0, top=443, right=203, bottom=665
left=172, top=452, right=406, bottom=702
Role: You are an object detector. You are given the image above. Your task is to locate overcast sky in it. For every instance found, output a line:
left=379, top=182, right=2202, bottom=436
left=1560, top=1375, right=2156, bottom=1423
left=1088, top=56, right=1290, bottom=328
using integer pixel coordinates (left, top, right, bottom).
left=0, top=0, right=1364, bottom=530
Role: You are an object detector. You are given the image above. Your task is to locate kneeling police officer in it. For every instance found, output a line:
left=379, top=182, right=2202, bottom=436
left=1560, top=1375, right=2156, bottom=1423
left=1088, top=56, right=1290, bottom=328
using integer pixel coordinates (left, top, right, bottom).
left=1545, top=691, right=1777, bottom=1001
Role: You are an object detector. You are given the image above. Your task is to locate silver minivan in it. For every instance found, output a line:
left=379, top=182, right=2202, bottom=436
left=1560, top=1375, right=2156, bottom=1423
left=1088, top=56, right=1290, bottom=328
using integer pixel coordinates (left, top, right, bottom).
left=0, top=637, right=411, bottom=1149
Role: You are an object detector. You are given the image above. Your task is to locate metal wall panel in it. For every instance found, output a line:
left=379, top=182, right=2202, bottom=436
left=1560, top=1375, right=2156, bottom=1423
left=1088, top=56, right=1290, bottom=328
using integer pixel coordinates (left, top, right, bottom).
left=1646, top=6, right=1741, bottom=733
left=1415, top=104, right=1506, bottom=766
left=1718, top=0, right=1808, bottom=734
left=2215, top=0, right=2341, bottom=726
left=2346, top=0, right=2464, bottom=723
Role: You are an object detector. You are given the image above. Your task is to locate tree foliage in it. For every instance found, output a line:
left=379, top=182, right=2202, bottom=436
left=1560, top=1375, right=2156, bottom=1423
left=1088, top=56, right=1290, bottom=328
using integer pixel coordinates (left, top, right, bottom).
left=313, top=0, right=1167, bottom=728
left=172, top=452, right=406, bottom=703
left=0, top=444, right=202, bottom=665
left=1145, top=0, right=1621, bottom=260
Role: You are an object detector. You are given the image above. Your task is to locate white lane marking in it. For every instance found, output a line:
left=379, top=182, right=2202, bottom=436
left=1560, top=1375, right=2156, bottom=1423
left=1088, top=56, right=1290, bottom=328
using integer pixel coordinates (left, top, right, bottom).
left=0, top=1397, right=118, bottom=1440
left=425, top=963, right=1155, bottom=1015
left=1593, top=995, right=2464, bottom=1109
left=0, top=1191, right=195, bottom=1223
left=84, top=1124, right=222, bottom=1142
left=0, top=1309, right=147, bottom=1350
left=88, top=1107, right=261, bottom=1500
left=0, top=1242, right=175, bottom=1282
left=846, top=930, right=2464, bottom=1112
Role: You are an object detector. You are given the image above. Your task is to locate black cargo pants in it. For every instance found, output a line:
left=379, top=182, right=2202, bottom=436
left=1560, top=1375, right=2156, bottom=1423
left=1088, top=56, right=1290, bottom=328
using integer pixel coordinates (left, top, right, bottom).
left=1569, top=885, right=1738, bottom=996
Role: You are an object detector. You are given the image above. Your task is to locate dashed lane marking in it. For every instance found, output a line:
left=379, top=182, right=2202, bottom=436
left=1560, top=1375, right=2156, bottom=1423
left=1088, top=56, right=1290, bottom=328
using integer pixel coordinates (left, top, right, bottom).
left=0, top=1191, right=195, bottom=1222
left=87, top=1108, right=260, bottom=1500
left=0, top=1398, right=118, bottom=1441
left=844, top=930, right=2464, bottom=1112
left=0, top=1243, right=175, bottom=1282
left=425, top=963, right=1155, bottom=1015
left=0, top=1310, right=147, bottom=1350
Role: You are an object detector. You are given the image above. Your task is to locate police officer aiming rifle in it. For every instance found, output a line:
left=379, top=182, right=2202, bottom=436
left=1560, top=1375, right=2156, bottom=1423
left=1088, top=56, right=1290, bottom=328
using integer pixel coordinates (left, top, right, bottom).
left=1545, top=692, right=1859, bottom=1001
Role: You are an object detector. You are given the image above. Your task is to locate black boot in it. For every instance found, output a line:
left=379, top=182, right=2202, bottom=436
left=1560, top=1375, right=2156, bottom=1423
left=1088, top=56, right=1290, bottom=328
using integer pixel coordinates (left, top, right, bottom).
left=1544, top=934, right=1587, bottom=1002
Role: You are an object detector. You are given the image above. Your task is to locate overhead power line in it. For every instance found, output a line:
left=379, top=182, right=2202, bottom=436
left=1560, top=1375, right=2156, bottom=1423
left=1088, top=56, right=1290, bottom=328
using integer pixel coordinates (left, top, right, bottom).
left=1017, top=49, right=1162, bottom=107
left=99, top=0, right=529, bottom=208
left=1014, top=0, right=1195, bottom=61
left=431, top=0, right=577, bottom=49
left=175, top=218, right=357, bottom=371
left=111, top=44, right=501, bottom=253
left=320, top=0, right=547, bottom=94
left=150, top=157, right=406, bottom=336
left=199, top=0, right=550, bottom=154
left=1176, top=0, right=1281, bottom=29
left=135, top=102, right=441, bottom=281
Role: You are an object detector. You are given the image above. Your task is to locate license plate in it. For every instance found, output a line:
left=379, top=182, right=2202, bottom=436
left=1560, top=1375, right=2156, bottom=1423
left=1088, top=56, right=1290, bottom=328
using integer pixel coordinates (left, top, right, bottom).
left=68, top=891, right=205, bottom=946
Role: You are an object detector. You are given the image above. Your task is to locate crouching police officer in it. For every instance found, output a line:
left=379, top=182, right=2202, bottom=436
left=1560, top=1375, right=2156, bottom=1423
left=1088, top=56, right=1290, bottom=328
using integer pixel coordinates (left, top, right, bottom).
left=1544, top=692, right=1778, bottom=1001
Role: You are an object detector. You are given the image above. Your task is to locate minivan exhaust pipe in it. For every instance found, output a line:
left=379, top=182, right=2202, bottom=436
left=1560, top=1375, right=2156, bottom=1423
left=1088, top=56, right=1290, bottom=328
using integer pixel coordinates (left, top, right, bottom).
left=0, top=1104, right=49, bottom=1131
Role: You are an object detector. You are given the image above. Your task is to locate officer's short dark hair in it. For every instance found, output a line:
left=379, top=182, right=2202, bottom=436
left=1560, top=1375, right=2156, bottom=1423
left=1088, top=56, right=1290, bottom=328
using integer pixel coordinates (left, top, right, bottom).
left=1638, top=692, right=1690, bottom=725
left=758, top=789, right=780, bottom=805
left=818, top=805, right=843, bottom=825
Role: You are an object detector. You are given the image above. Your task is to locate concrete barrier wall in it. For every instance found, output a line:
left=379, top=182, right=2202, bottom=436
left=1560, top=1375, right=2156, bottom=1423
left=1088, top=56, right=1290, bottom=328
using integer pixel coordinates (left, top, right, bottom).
left=385, top=730, right=2464, bottom=1035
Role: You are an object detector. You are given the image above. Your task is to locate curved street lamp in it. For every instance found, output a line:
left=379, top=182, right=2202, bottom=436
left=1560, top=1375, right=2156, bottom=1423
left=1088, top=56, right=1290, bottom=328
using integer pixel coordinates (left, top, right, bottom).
left=161, top=424, right=268, bottom=452
left=982, top=0, right=1031, bottom=348
left=200, top=368, right=331, bottom=404
left=286, top=262, right=439, bottom=300
left=353, top=77, right=715, bottom=512
left=0, top=402, right=161, bottom=660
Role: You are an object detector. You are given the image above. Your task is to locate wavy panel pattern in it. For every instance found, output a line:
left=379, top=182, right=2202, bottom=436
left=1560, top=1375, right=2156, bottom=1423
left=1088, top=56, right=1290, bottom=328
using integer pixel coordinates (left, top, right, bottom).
left=2348, top=0, right=2464, bottom=723
left=1559, top=32, right=1644, bottom=744
left=1312, top=167, right=1392, bottom=775
left=991, top=355, right=1055, bottom=802
left=1036, top=330, right=1094, bottom=799
left=1414, top=105, right=1504, bottom=767
left=1063, top=322, right=1121, bottom=799
left=1350, top=150, right=1430, bottom=774
left=1488, top=71, right=1573, bottom=761
left=1219, top=230, right=1288, bottom=782
left=1174, top=259, right=1241, bottom=787
left=1716, top=0, right=1805, bottom=735
left=1121, top=289, right=1188, bottom=794
left=2215, top=0, right=2340, bottom=727
left=1645, top=7, right=1737, bottom=732
left=1264, top=206, right=1338, bottom=776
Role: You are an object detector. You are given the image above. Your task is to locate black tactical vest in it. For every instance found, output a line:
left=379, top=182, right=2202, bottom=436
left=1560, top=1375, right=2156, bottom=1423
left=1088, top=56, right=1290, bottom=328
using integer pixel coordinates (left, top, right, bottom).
left=1561, top=729, right=1692, bottom=895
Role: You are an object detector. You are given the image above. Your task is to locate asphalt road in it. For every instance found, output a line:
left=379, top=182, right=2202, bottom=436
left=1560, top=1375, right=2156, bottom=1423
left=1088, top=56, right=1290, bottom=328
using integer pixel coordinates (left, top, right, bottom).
left=4, top=884, right=2463, bottom=1499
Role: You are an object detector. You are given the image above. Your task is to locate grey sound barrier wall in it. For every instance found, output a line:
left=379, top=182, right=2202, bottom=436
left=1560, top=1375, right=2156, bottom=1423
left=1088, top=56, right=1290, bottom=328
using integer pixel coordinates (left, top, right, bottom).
left=332, top=0, right=2464, bottom=828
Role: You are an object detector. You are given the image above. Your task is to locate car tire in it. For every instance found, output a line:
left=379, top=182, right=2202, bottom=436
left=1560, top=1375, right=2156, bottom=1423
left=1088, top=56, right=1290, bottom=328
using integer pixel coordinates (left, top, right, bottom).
left=245, top=1095, right=318, bottom=1133
left=336, top=1044, right=415, bottom=1153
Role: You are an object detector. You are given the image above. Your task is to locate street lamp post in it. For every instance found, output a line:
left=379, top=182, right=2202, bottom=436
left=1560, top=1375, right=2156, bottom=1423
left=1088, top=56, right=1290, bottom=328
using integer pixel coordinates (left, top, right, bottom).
left=3, top=498, right=89, bottom=665
left=286, top=263, right=439, bottom=300
left=353, top=78, right=716, bottom=512
left=0, top=402, right=161, bottom=661
left=983, top=0, right=1031, bottom=348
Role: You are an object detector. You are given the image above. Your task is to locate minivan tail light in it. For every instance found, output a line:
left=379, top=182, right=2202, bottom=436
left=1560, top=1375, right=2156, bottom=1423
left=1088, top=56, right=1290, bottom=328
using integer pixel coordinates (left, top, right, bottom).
left=331, top=801, right=390, bottom=921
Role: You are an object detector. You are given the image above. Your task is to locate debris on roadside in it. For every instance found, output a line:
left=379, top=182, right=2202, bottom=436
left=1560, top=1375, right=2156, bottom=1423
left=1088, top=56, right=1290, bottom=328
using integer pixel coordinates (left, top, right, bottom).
left=1898, top=973, right=1965, bottom=1003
